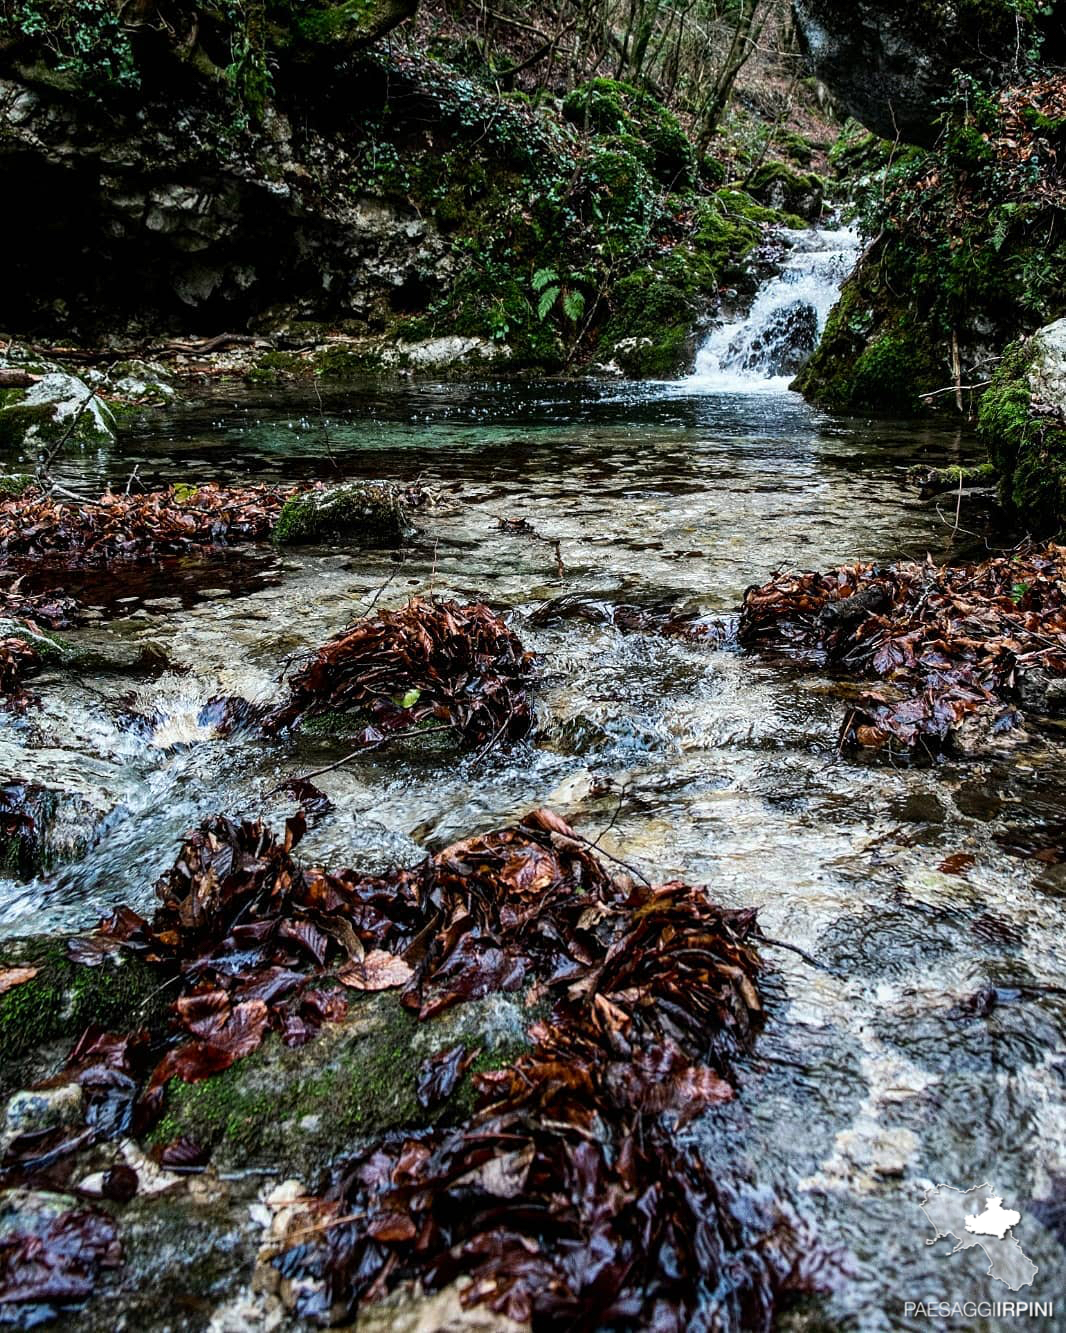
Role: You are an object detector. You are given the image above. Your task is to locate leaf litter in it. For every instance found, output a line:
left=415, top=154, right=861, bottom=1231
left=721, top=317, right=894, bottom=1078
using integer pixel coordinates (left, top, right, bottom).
left=265, top=597, right=536, bottom=752
left=1, top=807, right=828, bottom=1327
left=739, top=543, right=1066, bottom=755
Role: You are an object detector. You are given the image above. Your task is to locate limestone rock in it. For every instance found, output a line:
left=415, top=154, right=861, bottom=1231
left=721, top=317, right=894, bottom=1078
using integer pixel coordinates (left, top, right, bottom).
left=0, top=366, right=115, bottom=449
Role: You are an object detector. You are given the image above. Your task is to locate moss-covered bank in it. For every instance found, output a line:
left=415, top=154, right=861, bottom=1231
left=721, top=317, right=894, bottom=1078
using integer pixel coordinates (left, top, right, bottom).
left=0, top=938, right=164, bottom=1094
left=797, top=74, right=1066, bottom=421
left=978, top=321, right=1066, bottom=532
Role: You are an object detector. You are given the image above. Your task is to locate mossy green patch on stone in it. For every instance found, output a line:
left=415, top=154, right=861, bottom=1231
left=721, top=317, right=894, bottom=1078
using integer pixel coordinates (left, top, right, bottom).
left=978, top=334, right=1066, bottom=532
left=0, top=939, right=165, bottom=1095
left=744, top=161, right=825, bottom=222
left=154, top=989, right=531, bottom=1175
left=272, top=480, right=408, bottom=546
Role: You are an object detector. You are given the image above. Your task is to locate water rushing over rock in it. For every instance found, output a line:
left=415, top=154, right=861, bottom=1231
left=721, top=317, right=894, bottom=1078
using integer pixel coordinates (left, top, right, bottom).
left=688, top=227, right=860, bottom=392
left=0, top=379, right=1063, bottom=1325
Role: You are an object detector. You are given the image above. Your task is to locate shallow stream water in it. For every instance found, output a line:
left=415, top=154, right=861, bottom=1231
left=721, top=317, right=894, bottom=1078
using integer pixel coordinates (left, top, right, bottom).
left=3, top=367, right=1065, bottom=1327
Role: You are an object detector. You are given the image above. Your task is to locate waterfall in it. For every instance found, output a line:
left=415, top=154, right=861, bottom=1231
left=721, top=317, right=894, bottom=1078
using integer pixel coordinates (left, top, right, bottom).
left=687, top=225, right=860, bottom=392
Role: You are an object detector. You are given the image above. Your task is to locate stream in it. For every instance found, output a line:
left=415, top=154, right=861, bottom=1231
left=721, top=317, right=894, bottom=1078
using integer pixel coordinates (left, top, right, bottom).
left=2, top=229, right=1064, bottom=1328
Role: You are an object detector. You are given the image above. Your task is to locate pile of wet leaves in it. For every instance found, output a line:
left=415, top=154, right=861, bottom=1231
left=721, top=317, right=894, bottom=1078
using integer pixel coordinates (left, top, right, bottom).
left=266, top=597, right=536, bottom=751
left=0, top=482, right=291, bottom=563
left=0, top=808, right=819, bottom=1327
left=739, top=544, right=1066, bottom=754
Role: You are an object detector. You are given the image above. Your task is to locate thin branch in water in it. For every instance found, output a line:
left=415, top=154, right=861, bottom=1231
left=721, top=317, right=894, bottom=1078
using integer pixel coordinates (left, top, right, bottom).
left=290, top=724, right=452, bottom=784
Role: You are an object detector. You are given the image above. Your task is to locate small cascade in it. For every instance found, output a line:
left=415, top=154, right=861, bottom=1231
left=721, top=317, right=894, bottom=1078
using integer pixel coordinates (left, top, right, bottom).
left=688, top=225, right=860, bottom=392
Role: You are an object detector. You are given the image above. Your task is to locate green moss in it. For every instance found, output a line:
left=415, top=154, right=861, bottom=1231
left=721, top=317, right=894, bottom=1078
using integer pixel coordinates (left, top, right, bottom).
left=562, top=78, right=695, bottom=188
left=310, top=345, right=384, bottom=378
left=0, top=473, right=35, bottom=498
left=978, top=339, right=1066, bottom=532
left=154, top=989, right=532, bottom=1173
left=0, top=402, right=53, bottom=448
left=0, top=939, right=164, bottom=1094
left=744, top=162, right=825, bottom=221
left=272, top=480, right=407, bottom=546
left=244, top=350, right=305, bottom=384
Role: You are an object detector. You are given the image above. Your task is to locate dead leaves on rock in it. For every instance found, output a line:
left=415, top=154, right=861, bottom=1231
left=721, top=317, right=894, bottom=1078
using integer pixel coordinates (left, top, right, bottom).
left=270, top=845, right=807, bottom=1331
left=0, top=966, right=38, bottom=995
left=0, top=1204, right=121, bottom=1318
left=266, top=597, right=535, bottom=751
left=739, top=544, right=1066, bottom=755
left=39, top=804, right=818, bottom=1329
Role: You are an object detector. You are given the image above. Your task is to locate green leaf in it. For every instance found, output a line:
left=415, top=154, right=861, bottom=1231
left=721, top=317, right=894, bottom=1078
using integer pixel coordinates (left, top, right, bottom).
left=173, top=483, right=199, bottom=503
left=532, top=267, right=559, bottom=293
left=397, top=688, right=422, bottom=709
left=537, top=286, right=560, bottom=321
left=562, top=290, right=585, bottom=322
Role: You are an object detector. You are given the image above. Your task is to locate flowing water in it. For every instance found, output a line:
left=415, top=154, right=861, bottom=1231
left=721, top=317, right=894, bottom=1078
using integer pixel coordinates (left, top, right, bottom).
left=689, top=225, right=861, bottom=391
left=2, top=235, right=1064, bottom=1327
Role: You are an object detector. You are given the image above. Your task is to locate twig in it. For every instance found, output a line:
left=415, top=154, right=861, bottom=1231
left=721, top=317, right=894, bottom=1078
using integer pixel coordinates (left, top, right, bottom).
left=312, top=375, right=340, bottom=474
left=36, top=386, right=99, bottom=479
left=918, top=380, right=992, bottom=400
left=755, top=932, right=828, bottom=972
left=558, top=826, right=652, bottom=887
left=291, top=724, right=452, bottom=783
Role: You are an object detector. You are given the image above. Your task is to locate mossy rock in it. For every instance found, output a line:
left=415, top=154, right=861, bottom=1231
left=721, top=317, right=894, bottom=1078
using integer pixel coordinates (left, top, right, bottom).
left=272, top=481, right=409, bottom=546
left=978, top=321, right=1066, bottom=533
left=0, top=937, right=166, bottom=1096
left=0, top=473, right=35, bottom=499
left=744, top=162, right=825, bottom=223
left=0, top=373, right=115, bottom=449
left=793, top=256, right=943, bottom=415
left=152, top=989, right=531, bottom=1176
left=562, top=78, right=696, bottom=189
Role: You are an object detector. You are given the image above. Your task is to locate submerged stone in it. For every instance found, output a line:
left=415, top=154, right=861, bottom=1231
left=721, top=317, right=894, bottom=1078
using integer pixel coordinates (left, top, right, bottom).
left=0, top=782, right=106, bottom=882
left=272, top=480, right=409, bottom=546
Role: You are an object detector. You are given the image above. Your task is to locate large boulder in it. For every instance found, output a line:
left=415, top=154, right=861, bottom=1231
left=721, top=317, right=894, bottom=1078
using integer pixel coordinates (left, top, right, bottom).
left=0, top=365, right=116, bottom=449
left=979, top=317, right=1066, bottom=533
left=791, top=1, right=1062, bottom=145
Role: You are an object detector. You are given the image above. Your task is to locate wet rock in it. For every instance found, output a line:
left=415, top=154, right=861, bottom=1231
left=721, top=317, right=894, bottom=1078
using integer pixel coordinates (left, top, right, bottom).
left=952, top=781, right=1004, bottom=822
left=0, top=616, right=70, bottom=662
left=2, top=1082, right=84, bottom=1151
left=87, top=359, right=176, bottom=405
left=272, top=481, right=409, bottom=547
left=82, top=1172, right=263, bottom=1333
left=792, top=1, right=1060, bottom=145
left=0, top=782, right=103, bottom=881
left=0, top=365, right=115, bottom=449
left=890, top=793, right=946, bottom=825
left=153, top=990, right=529, bottom=1177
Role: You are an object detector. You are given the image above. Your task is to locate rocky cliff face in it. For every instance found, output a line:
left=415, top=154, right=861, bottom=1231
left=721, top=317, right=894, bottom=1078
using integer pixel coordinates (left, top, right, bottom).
left=792, top=0, right=1062, bottom=146
left=1, top=58, right=455, bottom=339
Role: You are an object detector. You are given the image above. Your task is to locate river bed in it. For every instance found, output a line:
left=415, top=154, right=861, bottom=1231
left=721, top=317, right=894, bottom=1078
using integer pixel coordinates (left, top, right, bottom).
left=2, top=375, right=1064, bottom=1329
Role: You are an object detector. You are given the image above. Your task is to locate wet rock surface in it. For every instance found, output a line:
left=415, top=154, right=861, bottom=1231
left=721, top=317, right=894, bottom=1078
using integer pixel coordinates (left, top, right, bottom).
left=792, top=0, right=1062, bottom=145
